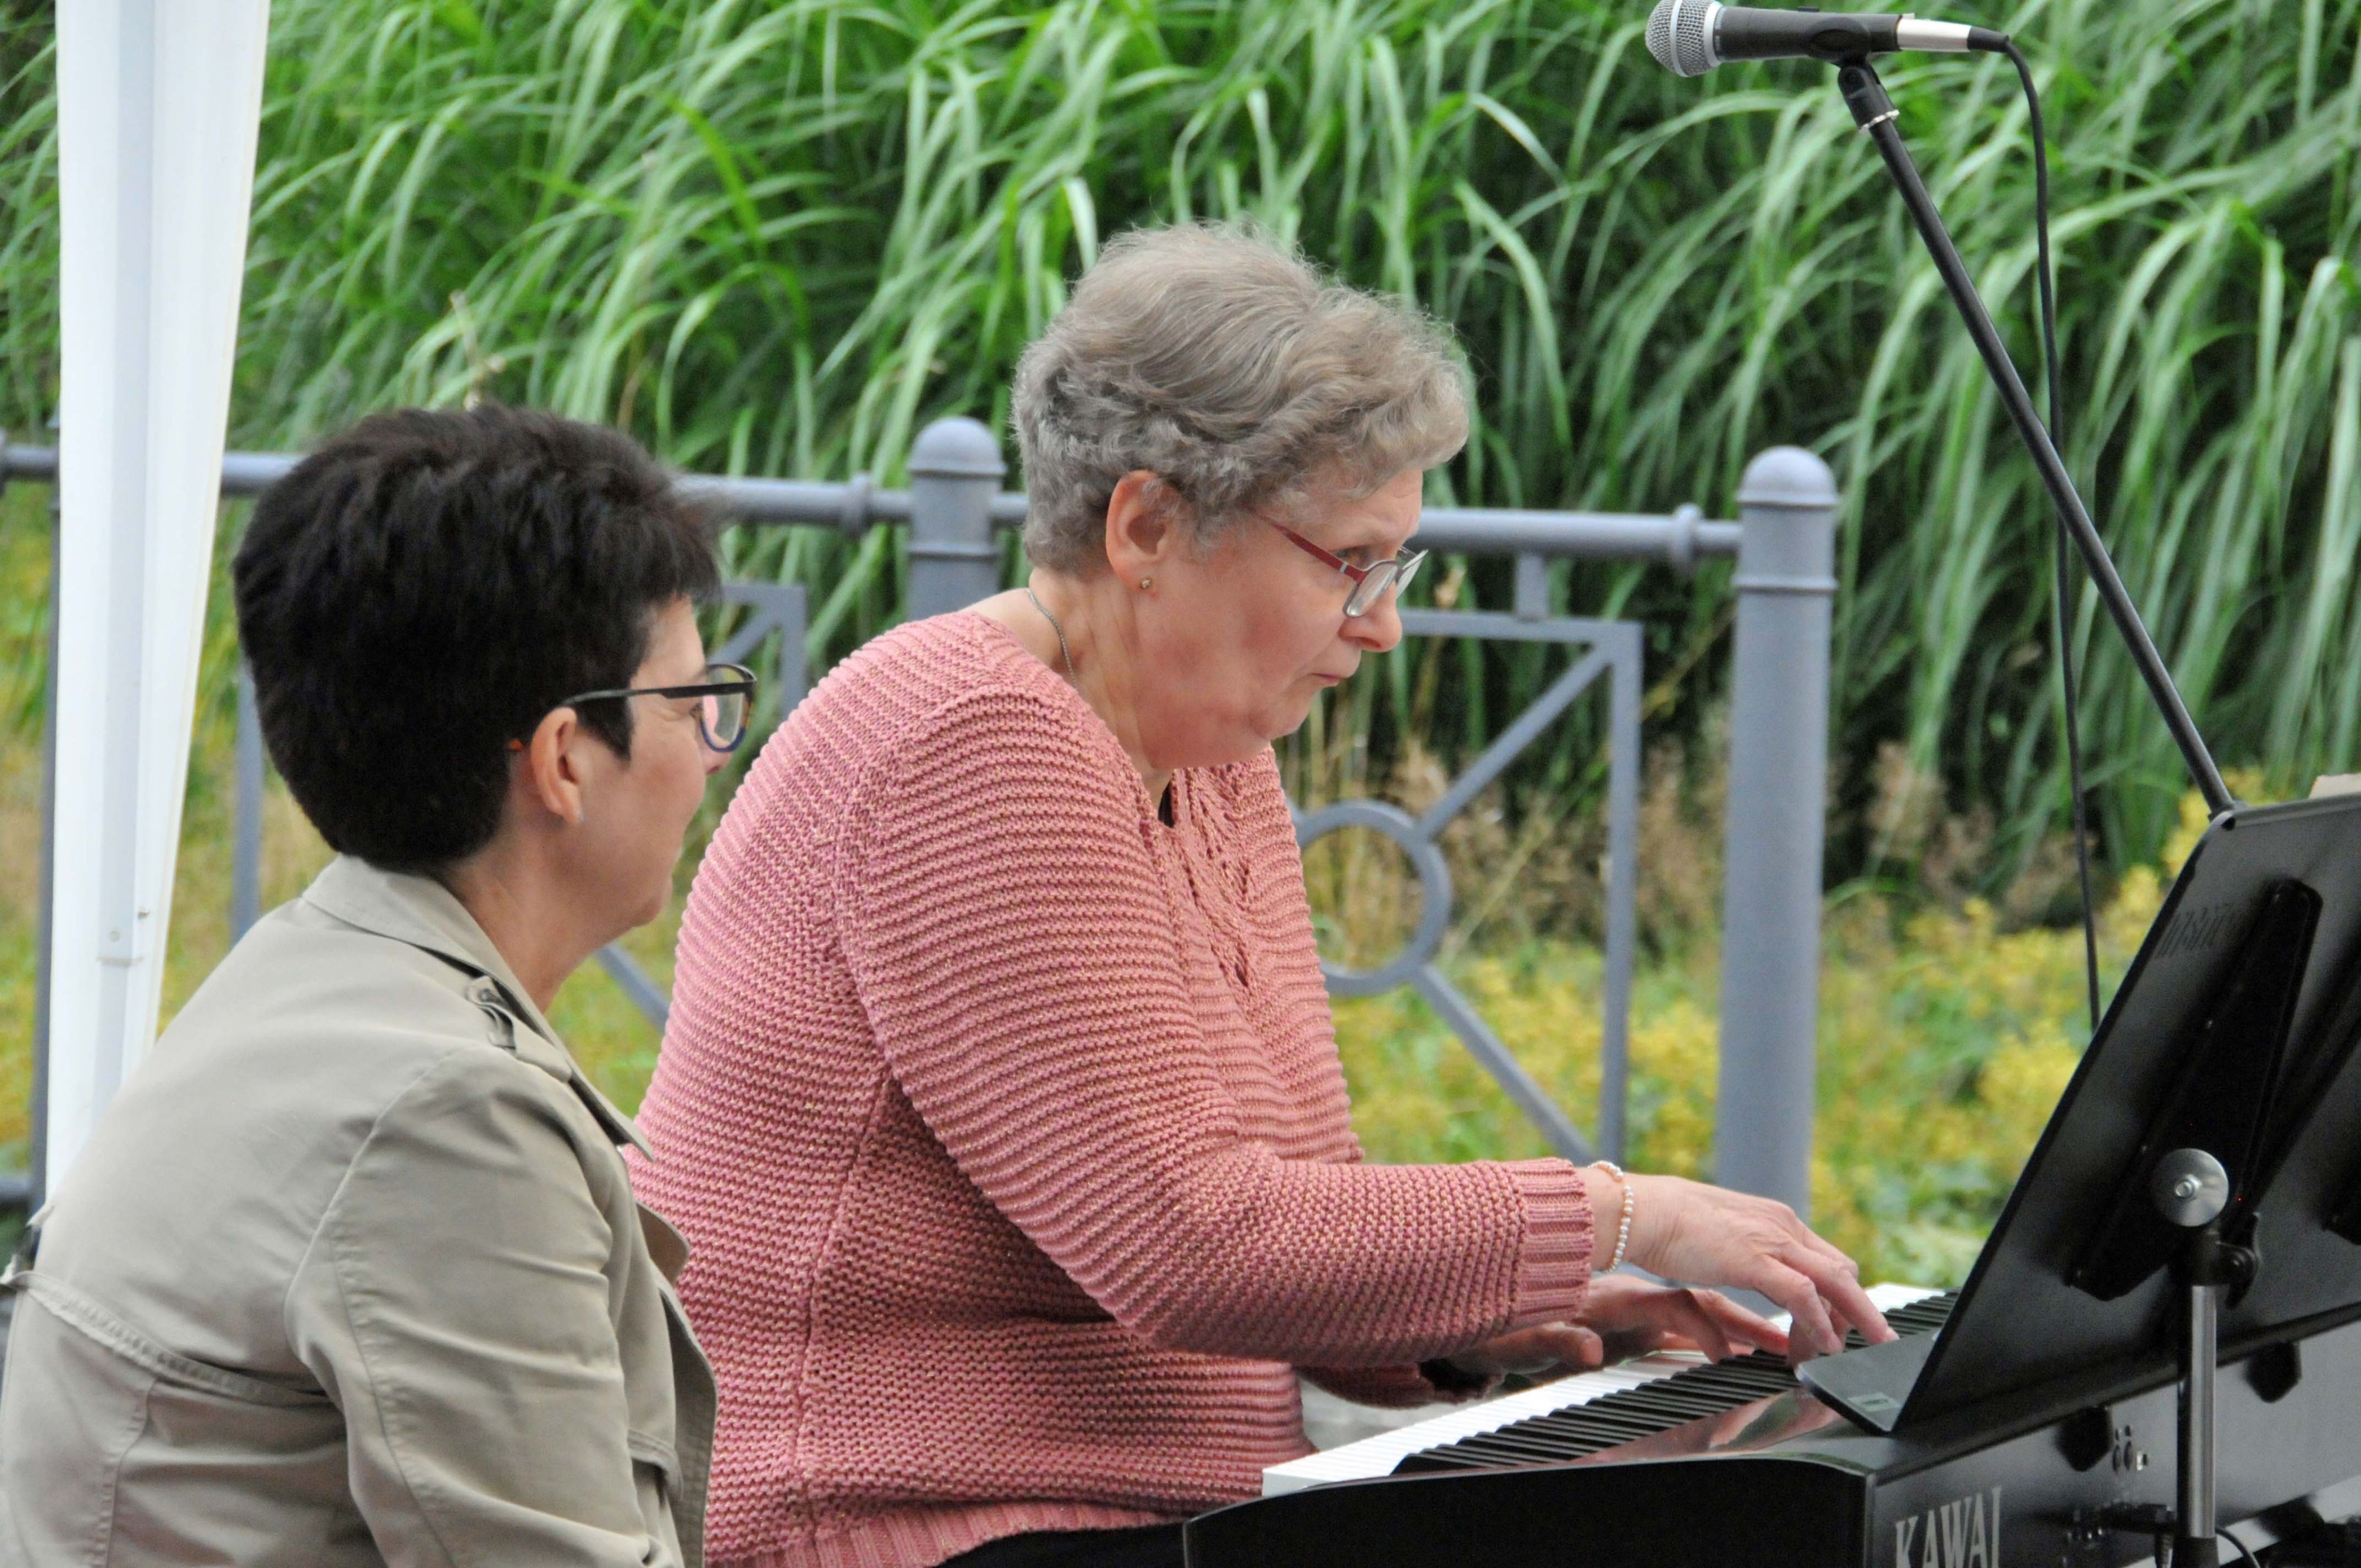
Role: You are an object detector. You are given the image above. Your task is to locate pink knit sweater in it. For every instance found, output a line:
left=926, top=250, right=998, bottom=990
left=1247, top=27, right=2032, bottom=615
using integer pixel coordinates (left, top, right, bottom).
left=630, top=612, right=1593, bottom=1568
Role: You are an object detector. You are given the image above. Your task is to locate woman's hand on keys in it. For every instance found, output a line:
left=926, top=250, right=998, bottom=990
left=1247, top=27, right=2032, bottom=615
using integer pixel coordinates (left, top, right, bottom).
left=1444, top=1276, right=1787, bottom=1379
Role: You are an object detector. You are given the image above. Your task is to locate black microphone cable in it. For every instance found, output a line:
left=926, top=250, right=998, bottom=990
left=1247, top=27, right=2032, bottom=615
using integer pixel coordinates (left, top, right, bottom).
left=2001, top=37, right=2102, bottom=1033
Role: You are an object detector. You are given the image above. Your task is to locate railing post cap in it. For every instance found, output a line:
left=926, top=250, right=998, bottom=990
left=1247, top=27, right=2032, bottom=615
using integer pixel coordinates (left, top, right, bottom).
left=908, top=417, right=1007, bottom=480
left=1735, top=446, right=1838, bottom=512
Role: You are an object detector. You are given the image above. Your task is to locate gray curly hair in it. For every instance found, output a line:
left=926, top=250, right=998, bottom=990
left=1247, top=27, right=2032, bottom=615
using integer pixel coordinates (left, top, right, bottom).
left=1012, top=224, right=1470, bottom=573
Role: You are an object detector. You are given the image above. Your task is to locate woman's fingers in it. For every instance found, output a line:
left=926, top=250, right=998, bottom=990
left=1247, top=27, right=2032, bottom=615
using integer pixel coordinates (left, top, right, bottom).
left=1792, top=1249, right=1895, bottom=1344
left=1612, top=1173, right=1891, bottom=1359
left=1754, top=1261, right=1843, bottom=1361
left=1789, top=1220, right=1861, bottom=1275
left=1516, top=1323, right=1604, bottom=1373
left=1592, top=1298, right=1699, bottom=1364
left=1582, top=1282, right=1792, bottom=1366
left=1754, top=1209, right=1886, bottom=1347
left=1450, top=1322, right=1606, bottom=1377
left=1660, top=1292, right=1734, bottom=1363
left=1693, top=1288, right=1788, bottom=1359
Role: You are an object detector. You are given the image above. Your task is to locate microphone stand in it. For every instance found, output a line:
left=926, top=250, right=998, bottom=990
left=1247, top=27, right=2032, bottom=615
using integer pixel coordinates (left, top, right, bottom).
left=1832, top=59, right=2234, bottom=818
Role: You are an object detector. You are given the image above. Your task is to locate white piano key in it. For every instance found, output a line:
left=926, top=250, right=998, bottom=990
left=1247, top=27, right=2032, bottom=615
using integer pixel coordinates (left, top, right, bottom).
left=1265, top=1282, right=1941, bottom=1497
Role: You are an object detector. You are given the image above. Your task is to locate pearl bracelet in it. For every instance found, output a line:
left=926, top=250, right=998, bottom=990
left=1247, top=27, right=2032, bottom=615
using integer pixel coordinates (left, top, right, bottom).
left=1591, top=1160, right=1635, bottom=1271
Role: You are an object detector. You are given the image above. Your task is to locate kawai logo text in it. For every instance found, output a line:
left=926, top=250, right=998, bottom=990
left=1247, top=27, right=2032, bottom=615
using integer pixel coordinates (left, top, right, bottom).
left=1894, top=1487, right=2003, bottom=1568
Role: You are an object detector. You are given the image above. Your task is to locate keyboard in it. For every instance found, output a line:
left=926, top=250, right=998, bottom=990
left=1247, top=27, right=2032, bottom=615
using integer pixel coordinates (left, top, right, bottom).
left=1193, top=1287, right=2361, bottom=1567
left=1265, top=1281, right=1944, bottom=1495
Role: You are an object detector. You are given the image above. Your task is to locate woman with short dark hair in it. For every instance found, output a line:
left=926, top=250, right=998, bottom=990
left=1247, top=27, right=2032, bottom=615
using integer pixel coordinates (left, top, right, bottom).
left=0, top=405, right=750, bottom=1567
left=635, top=227, right=1887, bottom=1568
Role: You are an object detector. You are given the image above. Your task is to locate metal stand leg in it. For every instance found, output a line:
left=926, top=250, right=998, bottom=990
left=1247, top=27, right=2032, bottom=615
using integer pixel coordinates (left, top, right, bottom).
left=2150, top=1148, right=2254, bottom=1568
left=2174, top=1276, right=2221, bottom=1568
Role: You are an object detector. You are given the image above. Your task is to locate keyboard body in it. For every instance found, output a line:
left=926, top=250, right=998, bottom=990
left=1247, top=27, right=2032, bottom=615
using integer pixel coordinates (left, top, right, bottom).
left=1186, top=1293, right=2361, bottom=1567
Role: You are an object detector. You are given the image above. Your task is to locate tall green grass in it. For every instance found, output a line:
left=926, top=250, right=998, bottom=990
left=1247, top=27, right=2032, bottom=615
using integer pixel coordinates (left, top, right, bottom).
left=2, top=0, right=2357, bottom=878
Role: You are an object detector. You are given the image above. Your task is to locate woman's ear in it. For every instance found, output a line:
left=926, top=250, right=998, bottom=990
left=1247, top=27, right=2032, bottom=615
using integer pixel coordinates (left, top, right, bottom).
left=518, top=705, right=589, bottom=826
left=1101, top=470, right=1178, bottom=582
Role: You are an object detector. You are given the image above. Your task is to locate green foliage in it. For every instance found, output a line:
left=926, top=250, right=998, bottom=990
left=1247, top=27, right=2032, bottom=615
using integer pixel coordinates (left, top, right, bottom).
left=2, top=0, right=2358, bottom=876
left=0, top=14, right=54, bottom=435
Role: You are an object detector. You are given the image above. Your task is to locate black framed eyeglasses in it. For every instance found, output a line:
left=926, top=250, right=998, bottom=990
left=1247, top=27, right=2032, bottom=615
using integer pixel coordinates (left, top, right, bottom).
left=560, top=662, right=759, bottom=753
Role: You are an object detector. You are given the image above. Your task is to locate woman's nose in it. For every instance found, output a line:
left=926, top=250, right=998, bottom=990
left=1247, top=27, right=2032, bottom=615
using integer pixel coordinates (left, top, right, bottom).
left=1343, top=594, right=1405, bottom=653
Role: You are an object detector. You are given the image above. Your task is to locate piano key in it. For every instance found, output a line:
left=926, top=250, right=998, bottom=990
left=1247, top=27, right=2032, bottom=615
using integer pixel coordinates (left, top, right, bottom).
left=1518, top=1405, right=1696, bottom=1437
left=1446, top=1429, right=1608, bottom=1461
left=1399, top=1434, right=1597, bottom=1469
left=1393, top=1443, right=1545, bottom=1472
left=1594, top=1388, right=1735, bottom=1418
left=1508, top=1411, right=1666, bottom=1443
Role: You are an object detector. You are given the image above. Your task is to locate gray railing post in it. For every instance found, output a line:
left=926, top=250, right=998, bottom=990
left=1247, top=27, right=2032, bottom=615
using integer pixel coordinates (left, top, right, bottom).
left=231, top=665, right=263, bottom=942
left=1600, top=626, right=1641, bottom=1166
left=905, top=418, right=1006, bottom=618
left=1711, top=447, right=1840, bottom=1217
left=29, top=478, right=58, bottom=1216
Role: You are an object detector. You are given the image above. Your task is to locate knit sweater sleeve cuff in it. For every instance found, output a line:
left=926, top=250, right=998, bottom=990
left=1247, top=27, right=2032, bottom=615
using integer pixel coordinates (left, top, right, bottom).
left=1505, top=1158, right=1594, bottom=1325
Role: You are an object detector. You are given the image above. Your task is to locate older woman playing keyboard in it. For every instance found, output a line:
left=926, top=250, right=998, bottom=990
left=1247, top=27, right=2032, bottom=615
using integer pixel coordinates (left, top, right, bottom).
left=630, top=224, right=1890, bottom=1568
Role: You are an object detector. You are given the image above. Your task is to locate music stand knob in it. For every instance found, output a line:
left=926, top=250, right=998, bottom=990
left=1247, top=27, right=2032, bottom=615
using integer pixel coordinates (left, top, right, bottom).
left=2153, top=1149, right=2231, bottom=1230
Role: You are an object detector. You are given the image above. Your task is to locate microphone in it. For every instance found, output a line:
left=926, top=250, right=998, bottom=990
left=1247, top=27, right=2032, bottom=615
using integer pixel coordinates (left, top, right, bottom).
left=1644, top=1, right=2008, bottom=77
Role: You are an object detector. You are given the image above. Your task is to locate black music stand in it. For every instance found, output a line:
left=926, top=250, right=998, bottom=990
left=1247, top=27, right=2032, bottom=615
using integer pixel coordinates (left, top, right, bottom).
left=1801, top=789, right=2361, bottom=1562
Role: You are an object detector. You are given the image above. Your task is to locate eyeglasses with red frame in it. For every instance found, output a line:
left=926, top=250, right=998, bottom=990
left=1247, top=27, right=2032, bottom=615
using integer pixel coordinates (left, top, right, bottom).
left=1265, top=519, right=1428, bottom=617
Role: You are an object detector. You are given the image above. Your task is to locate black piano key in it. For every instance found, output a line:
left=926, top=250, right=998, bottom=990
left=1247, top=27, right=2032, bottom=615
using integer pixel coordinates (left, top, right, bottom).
left=1505, top=1419, right=1659, bottom=1452
left=1395, top=1441, right=1589, bottom=1474
left=1513, top=1409, right=1667, bottom=1441
left=1577, top=1381, right=1712, bottom=1410
left=1582, top=1383, right=1709, bottom=1408
left=1601, top=1388, right=1741, bottom=1419
left=1565, top=1388, right=1722, bottom=1420
left=1456, top=1428, right=1613, bottom=1461
left=1502, top=1389, right=1701, bottom=1436
left=1416, top=1434, right=1590, bottom=1466
left=1686, top=1360, right=1790, bottom=1385
left=1488, top=1428, right=1623, bottom=1457
left=1507, top=1406, right=1661, bottom=1435
left=1667, top=1360, right=1792, bottom=1384
left=1682, top=1363, right=1794, bottom=1390
left=1888, top=1295, right=1958, bottom=1330
left=1667, top=1371, right=1788, bottom=1400
left=1693, top=1375, right=1794, bottom=1399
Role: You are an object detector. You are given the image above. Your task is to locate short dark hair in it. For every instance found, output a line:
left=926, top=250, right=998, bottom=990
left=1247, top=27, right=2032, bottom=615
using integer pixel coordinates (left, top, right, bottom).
left=234, top=405, right=720, bottom=872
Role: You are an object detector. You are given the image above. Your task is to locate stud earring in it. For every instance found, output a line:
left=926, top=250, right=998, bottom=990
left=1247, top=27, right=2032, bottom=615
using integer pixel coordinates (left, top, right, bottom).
left=1139, top=576, right=1153, bottom=591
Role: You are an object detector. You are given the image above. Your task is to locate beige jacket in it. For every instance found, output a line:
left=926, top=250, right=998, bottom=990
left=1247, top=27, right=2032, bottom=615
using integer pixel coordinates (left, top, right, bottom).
left=0, top=856, right=714, bottom=1567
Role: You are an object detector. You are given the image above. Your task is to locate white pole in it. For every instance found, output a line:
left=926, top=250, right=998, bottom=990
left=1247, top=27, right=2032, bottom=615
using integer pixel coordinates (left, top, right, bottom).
left=47, top=0, right=272, bottom=1196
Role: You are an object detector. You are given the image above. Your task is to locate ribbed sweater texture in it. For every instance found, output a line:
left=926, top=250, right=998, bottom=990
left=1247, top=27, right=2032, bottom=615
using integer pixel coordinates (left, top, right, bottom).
left=630, top=613, right=1594, bottom=1568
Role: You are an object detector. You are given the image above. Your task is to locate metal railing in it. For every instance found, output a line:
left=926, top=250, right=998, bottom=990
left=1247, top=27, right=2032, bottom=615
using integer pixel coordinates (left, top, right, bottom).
left=2, top=420, right=1837, bottom=1210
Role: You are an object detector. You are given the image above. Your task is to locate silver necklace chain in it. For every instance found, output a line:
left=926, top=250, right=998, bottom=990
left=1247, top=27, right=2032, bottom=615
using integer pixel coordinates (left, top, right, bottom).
left=1024, top=584, right=1078, bottom=685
